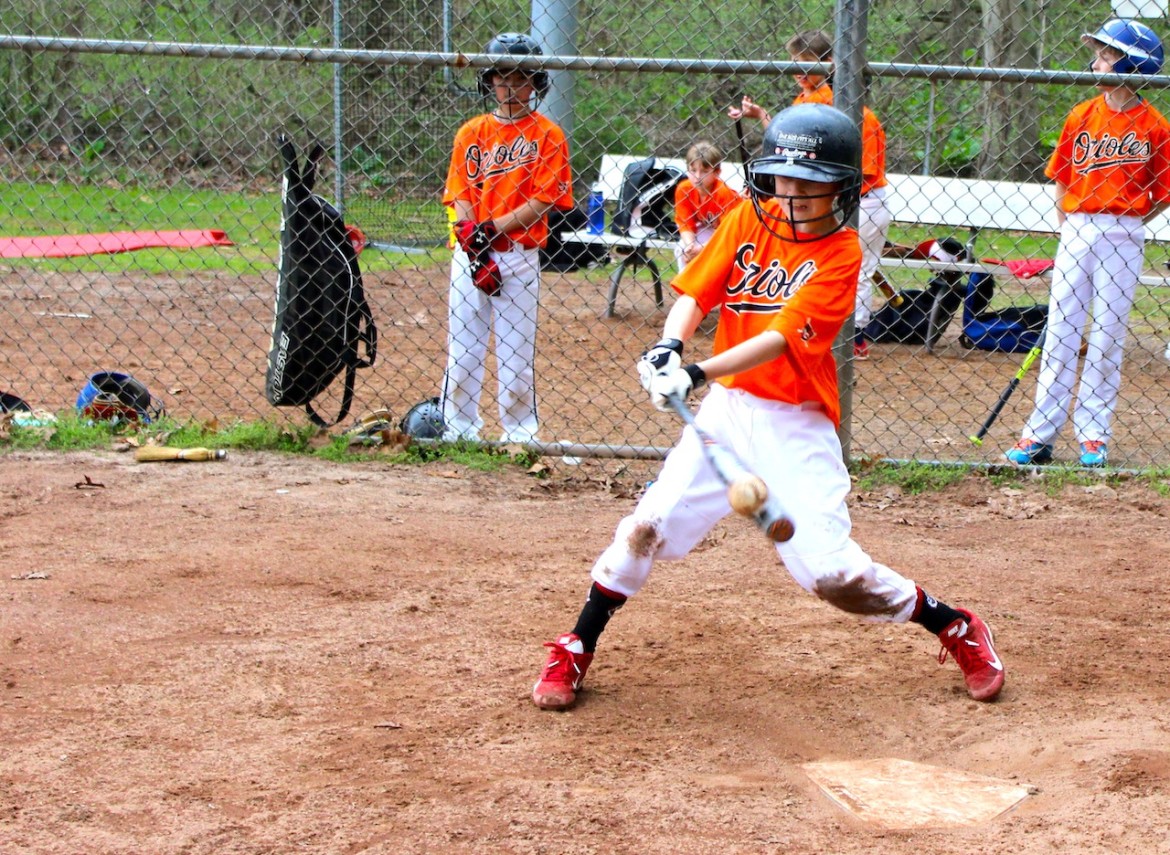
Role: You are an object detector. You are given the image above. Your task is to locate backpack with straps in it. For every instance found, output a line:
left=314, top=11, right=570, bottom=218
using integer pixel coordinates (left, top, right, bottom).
left=610, top=157, right=685, bottom=239
left=265, top=135, right=377, bottom=427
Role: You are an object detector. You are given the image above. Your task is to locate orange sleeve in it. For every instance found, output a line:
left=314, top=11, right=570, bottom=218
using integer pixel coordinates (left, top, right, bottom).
left=528, top=116, right=574, bottom=210
left=674, top=180, right=699, bottom=232
left=861, top=107, right=888, bottom=193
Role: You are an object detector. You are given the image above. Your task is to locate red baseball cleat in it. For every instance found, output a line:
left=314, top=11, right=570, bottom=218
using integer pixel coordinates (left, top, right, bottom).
left=938, top=608, right=1005, bottom=701
left=532, top=632, right=593, bottom=710
left=853, top=338, right=870, bottom=361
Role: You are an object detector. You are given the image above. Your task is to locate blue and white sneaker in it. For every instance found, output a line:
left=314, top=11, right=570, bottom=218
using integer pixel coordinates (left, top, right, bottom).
left=1079, top=440, right=1108, bottom=467
left=1005, top=438, right=1054, bottom=465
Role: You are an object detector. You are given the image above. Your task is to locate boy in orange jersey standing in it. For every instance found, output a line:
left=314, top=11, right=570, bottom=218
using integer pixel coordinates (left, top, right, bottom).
left=673, top=140, right=744, bottom=271
left=441, top=32, right=573, bottom=443
left=531, top=105, right=1004, bottom=712
left=730, top=29, right=891, bottom=360
left=1006, top=19, right=1170, bottom=468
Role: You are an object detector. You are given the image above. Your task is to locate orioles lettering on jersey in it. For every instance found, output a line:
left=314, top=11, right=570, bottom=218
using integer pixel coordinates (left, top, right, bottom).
left=724, top=243, right=817, bottom=314
left=464, top=138, right=540, bottom=182
left=1071, top=130, right=1153, bottom=172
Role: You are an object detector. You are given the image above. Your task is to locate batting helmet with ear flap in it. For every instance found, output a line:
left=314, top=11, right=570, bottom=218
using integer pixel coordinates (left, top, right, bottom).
left=76, top=371, right=165, bottom=424
left=399, top=397, right=445, bottom=439
left=748, top=103, right=862, bottom=242
left=1083, top=18, right=1164, bottom=75
left=477, top=32, right=550, bottom=101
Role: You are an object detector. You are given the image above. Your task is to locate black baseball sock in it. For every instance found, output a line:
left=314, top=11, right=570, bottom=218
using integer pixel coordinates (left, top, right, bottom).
left=571, top=582, right=627, bottom=652
left=910, top=586, right=965, bottom=635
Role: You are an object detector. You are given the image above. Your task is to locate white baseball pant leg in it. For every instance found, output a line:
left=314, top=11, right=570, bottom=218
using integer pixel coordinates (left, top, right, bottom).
left=442, top=246, right=542, bottom=442
left=1024, top=213, right=1144, bottom=445
left=590, top=384, right=918, bottom=622
left=855, top=188, right=893, bottom=330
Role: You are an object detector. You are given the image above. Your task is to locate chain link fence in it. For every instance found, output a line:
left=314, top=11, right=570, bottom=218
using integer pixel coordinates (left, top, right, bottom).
left=4, top=1, right=1170, bottom=468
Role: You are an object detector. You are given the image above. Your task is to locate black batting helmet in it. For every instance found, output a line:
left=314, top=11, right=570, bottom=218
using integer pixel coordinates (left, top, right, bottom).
left=477, top=32, right=550, bottom=101
left=400, top=397, right=445, bottom=440
left=748, top=103, right=862, bottom=242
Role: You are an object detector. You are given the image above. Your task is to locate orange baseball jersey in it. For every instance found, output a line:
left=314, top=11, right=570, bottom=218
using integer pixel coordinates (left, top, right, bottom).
left=794, top=85, right=888, bottom=195
left=1046, top=94, right=1170, bottom=216
left=672, top=200, right=861, bottom=425
left=443, top=112, right=574, bottom=248
left=673, top=178, right=744, bottom=234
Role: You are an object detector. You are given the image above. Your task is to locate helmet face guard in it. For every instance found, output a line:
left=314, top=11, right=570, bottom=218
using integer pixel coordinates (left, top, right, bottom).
left=476, top=32, right=551, bottom=105
left=1083, top=18, right=1164, bottom=76
left=748, top=104, right=862, bottom=242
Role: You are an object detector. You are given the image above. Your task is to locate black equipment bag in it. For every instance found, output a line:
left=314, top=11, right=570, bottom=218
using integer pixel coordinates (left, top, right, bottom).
left=610, top=157, right=685, bottom=239
left=540, top=207, right=610, bottom=272
left=266, top=135, right=377, bottom=427
left=864, top=271, right=966, bottom=347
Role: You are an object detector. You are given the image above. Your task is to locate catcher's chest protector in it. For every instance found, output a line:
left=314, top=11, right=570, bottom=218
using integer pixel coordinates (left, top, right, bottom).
left=266, top=135, right=377, bottom=427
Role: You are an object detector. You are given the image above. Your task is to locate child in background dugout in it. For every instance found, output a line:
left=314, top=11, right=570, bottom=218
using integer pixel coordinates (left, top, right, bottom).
left=531, top=104, right=1005, bottom=712
left=673, top=140, right=744, bottom=271
left=730, top=29, right=891, bottom=361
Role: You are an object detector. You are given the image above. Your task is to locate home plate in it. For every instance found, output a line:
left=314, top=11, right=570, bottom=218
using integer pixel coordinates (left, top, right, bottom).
left=801, top=758, right=1032, bottom=829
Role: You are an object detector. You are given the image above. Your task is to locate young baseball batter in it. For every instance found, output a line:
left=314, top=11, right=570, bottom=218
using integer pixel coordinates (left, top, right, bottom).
left=1006, top=19, right=1170, bottom=468
left=730, top=29, right=891, bottom=360
left=440, top=32, right=573, bottom=444
left=532, top=104, right=1005, bottom=711
left=673, top=140, right=744, bottom=271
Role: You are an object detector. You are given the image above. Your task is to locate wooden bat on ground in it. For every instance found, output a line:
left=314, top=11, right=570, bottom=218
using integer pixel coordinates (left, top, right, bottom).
left=664, top=393, right=795, bottom=542
left=969, top=338, right=1044, bottom=446
left=134, top=446, right=227, bottom=462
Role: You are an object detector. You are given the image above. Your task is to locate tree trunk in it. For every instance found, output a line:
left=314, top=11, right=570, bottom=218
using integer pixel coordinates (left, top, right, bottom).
left=978, top=0, right=1043, bottom=180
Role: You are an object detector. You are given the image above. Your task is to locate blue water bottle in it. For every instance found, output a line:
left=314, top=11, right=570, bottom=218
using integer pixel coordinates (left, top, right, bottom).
left=587, top=183, right=605, bottom=235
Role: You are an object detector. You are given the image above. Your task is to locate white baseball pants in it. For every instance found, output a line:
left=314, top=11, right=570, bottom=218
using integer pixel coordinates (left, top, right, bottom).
left=590, top=383, right=918, bottom=622
left=1024, top=212, right=1145, bottom=445
left=442, top=246, right=541, bottom=443
left=855, top=187, right=893, bottom=330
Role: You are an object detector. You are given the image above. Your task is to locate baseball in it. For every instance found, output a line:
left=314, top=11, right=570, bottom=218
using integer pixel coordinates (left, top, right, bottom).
left=728, top=475, right=768, bottom=517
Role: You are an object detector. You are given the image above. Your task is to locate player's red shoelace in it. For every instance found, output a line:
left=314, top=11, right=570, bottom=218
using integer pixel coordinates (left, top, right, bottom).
left=532, top=633, right=593, bottom=710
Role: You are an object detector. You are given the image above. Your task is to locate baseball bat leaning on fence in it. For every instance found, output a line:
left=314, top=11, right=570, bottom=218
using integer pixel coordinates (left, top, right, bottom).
left=968, top=338, right=1044, bottom=446
left=134, top=446, right=228, bottom=462
left=663, top=393, right=795, bottom=542
left=733, top=115, right=751, bottom=188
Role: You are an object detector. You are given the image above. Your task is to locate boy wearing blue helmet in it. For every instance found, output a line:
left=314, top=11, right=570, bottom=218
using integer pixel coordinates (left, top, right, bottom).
left=1007, top=19, right=1170, bottom=468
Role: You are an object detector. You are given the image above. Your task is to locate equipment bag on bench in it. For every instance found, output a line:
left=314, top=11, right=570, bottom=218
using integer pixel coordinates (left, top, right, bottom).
left=610, top=157, right=685, bottom=239
left=265, top=134, right=377, bottom=427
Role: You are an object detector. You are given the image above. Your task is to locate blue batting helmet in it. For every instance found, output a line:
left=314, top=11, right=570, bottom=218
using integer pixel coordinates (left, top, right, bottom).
left=76, top=371, right=164, bottom=424
left=1083, top=19, right=1164, bottom=75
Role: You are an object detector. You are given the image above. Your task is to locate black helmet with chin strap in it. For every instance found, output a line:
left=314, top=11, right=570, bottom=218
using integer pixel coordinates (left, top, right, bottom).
left=748, top=103, right=862, bottom=242
left=477, top=32, right=551, bottom=102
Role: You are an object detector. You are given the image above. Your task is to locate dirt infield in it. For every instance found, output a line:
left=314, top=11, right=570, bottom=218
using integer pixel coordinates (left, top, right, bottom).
left=3, top=449, right=1170, bottom=853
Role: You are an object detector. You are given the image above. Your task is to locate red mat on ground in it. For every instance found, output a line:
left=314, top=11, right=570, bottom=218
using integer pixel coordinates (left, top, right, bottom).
left=0, top=229, right=233, bottom=259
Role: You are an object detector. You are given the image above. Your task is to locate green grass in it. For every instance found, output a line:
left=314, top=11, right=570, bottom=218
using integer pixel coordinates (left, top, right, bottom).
left=0, top=180, right=445, bottom=275
left=1, top=411, right=539, bottom=473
